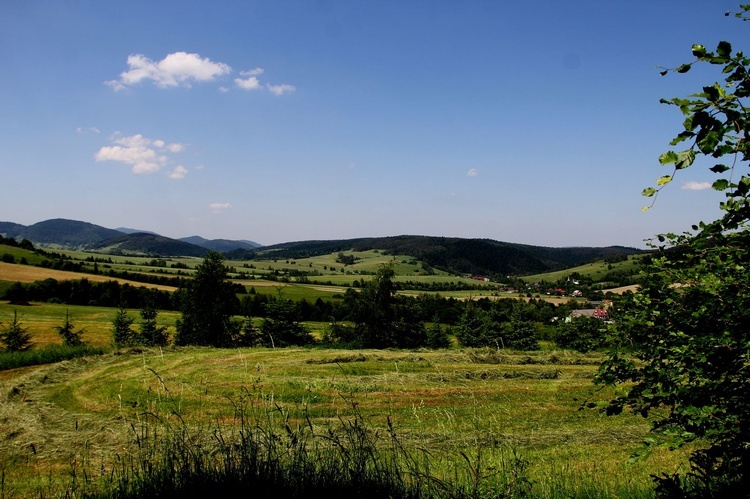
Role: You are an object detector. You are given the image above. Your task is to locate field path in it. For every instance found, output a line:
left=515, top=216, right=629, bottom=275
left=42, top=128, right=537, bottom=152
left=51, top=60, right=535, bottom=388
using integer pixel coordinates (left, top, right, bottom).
left=0, top=262, right=178, bottom=291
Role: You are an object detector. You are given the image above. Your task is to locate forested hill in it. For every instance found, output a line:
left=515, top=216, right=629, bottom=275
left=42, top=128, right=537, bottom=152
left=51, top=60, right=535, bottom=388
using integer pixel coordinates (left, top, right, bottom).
left=89, top=233, right=210, bottom=257
left=246, top=236, right=646, bottom=277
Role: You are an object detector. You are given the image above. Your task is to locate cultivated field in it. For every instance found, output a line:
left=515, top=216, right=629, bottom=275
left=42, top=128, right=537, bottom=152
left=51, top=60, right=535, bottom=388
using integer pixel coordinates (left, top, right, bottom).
left=0, top=345, right=689, bottom=497
left=0, top=262, right=177, bottom=292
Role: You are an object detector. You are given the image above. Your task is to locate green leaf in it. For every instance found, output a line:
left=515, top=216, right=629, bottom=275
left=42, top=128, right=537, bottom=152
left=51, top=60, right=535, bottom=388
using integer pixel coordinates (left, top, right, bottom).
left=659, top=151, right=679, bottom=165
left=657, top=175, right=672, bottom=186
left=712, top=179, right=729, bottom=191
left=698, top=131, right=720, bottom=153
left=717, top=41, right=732, bottom=58
left=677, top=64, right=691, bottom=73
left=675, top=150, right=696, bottom=169
left=642, top=187, right=657, bottom=198
left=710, top=164, right=730, bottom=173
left=692, top=44, right=706, bottom=57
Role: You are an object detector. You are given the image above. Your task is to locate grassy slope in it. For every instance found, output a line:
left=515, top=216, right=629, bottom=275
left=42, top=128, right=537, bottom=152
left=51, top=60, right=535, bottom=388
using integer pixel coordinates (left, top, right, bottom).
left=521, top=255, right=644, bottom=284
left=0, top=347, right=688, bottom=497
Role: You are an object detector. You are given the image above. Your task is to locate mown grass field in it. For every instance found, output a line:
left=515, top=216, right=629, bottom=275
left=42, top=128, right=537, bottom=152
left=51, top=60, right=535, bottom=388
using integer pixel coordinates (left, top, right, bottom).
left=0, top=302, right=180, bottom=348
left=0, top=344, right=690, bottom=497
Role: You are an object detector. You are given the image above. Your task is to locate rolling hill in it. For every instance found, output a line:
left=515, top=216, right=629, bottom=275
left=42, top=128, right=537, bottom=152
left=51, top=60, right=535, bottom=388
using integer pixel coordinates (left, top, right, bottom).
left=89, top=233, right=210, bottom=257
left=1, top=219, right=261, bottom=254
left=1, top=218, right=646, bottom=276
left=252, top=236, right=646, bottom=277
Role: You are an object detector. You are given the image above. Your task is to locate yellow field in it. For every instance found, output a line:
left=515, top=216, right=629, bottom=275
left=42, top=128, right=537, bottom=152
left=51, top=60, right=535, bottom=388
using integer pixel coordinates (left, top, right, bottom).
left=0, top=262, right=177, bottom=292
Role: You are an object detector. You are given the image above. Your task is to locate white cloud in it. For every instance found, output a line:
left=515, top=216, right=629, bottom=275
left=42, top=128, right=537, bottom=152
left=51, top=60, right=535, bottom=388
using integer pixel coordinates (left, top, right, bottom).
left=235, top=75, right=261, bottom=90
left=95, top=133, right=186, bottom=175
left=466, top=168, right=479, bottom=177
left=267, top=83, right=296, bottom=95
left=106, top=52, right=231, bottom=90
left=106, top=54, right=298, bottom=96
left=169, top=165, right=188, bottom=179
left=210, top=202, right=231, bottom=213
left=76, top=126, right=101, bottom=134
left=682, top=181, right=712, bottom=191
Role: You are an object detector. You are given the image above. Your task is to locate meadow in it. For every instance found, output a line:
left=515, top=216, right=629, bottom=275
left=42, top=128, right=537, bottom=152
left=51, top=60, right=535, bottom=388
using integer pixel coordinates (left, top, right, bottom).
left=0, top=343, right=690, bottom=497
left=0, top=251, right=676, bottom=497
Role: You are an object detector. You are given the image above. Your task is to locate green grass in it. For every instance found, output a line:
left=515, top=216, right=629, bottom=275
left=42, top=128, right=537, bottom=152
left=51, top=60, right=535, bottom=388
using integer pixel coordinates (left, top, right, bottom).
left=0, top=344, right=108, bottom=370
left=0, top=346, right=690, bottom=497
left=0, top=246, right=46, bottom=265
left=0, top=302, right=180, bottom=348
left=521, top=255, right=645, bottom=285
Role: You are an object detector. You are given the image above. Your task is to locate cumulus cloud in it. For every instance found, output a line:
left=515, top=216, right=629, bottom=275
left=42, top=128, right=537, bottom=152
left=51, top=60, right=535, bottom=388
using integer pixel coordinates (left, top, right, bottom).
left=106, top=53, right=297, bottom=96
left=466, top=168, right=479, bottom=177
left=168, top=165, right=188, bottom=179
left=267, top=83, right=296, bottom=95
left=95, top=133, right=186, bottom=175
left=234, top=75, right=262, bottom=90
left=682, top=181, right=712, bottom=191
left=210, top=202, right=231, bottom=213
left=106, top=52, right=231, bottom=90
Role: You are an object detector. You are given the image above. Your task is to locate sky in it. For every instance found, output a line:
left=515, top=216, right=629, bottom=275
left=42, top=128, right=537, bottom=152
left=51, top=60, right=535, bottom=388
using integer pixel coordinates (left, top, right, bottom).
left=1, top=1, right=746, bottom=248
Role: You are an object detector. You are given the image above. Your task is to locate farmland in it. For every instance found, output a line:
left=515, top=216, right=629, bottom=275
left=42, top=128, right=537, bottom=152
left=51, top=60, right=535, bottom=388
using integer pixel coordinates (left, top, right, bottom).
left=0, top=344, right=689, bottom=497
left=0, top=246, right=671, bottom=496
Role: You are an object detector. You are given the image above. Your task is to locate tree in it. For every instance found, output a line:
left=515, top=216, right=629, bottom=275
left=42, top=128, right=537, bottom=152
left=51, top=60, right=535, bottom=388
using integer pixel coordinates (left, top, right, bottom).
left=112, top=305, right=137, bottom=347
left=260, top=299, right=313, bottom=347
left=342, top=262, right=427, bottom=348
left=175, top=251, right=241, bottom=347
left=1, top=310, right=32, bottom=351
left=597, top=7, right=750, bottom=494
left=55, top=310, right=84, bottom=346
left=555, top=315, right=604, bottom=353
left=140, top=301, right=169, bottom=347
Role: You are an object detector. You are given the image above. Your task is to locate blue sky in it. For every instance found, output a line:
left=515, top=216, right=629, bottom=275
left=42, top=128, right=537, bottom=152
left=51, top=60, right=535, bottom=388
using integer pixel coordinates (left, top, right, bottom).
left=1, top=1, right=745, bottom=248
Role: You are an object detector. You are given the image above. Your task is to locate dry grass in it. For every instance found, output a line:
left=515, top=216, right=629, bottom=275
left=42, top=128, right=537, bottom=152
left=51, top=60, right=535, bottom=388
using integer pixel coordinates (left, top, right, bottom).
left=0, top=262, right=177, bottom=291
left=0, top=347, right=690, bottom=496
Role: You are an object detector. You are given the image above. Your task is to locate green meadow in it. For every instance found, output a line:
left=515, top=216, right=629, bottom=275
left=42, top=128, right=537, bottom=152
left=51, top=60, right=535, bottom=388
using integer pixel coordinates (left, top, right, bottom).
left=0, top=344, right=690, bottom=497
left=0, top=252, right=676, bottom=496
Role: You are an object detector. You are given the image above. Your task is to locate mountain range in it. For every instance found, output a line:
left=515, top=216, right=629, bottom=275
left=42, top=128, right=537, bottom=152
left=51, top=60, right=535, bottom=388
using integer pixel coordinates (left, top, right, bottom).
left=0, top=218, right=646, bottom=276
left=0, top=219, right=260, bottom=255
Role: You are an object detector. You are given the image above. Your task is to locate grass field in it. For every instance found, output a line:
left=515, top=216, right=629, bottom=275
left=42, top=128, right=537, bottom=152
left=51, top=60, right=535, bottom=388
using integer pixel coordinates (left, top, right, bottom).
left=0, top=345, right=689, bottom=497
left=0, top=302, right=180, bottom=348
left=521, top=256, right=645, bottom=285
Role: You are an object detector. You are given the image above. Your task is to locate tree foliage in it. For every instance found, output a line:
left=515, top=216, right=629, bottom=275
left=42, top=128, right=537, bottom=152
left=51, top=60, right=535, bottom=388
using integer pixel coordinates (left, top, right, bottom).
left=112, top=305, right=137, bottom=347
left=54, top=310, right=84, bottom=347
left=175, top=251, right=241, bottom=347
left=140, top=301, right=169, bottom=347
left=260, top=299, right=312, bottom=347
left=555, top=316, right=604, bottom=353
left=1, top=310, right=32, bottom=352
left=597, top=7, right=750, bottom=494
left=454, top=302, right=539, bottom=351
left=331, top=263, right=427, bottom=348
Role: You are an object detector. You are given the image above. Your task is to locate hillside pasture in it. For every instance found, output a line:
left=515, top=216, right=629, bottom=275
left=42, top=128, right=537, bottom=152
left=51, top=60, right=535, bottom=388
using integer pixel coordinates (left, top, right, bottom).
left=521, top=255, right=644, bottom=285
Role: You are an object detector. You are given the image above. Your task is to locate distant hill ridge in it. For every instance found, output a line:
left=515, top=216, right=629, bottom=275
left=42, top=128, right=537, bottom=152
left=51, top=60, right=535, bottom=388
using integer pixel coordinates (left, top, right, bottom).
left=0, top=218, right=260, bottom=254
left=0, top=218, right=645, bottom=275
left=242, top=235, right=645, bottom=276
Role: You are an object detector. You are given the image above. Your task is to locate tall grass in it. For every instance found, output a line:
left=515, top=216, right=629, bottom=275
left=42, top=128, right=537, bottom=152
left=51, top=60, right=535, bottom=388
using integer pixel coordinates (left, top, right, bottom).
left=0, top=344, right=107, bottom=370
left=70, top=388, right=543, bottom=498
